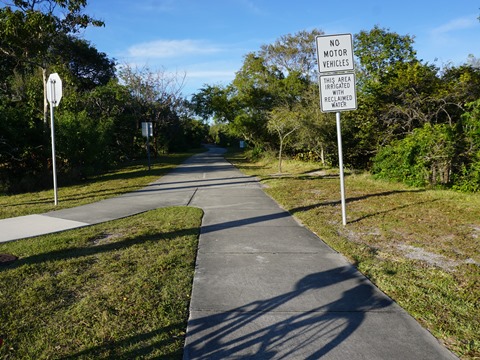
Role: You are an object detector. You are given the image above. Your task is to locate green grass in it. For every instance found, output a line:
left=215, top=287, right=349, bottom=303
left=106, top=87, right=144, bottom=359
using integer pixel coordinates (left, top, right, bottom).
left=0, top=206, right=203, bottom=359
left=228, top=151, right=480, bottom=359
left=0, top=151, right=202, bottom=219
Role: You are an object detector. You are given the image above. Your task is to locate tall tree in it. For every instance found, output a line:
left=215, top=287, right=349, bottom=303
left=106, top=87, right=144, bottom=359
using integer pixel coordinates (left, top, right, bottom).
left=354, top=25, right=417, bottom=82
left=118, top=65, right=187, bottom=153
left=341, top=26, right=422, bottom=168
left=267, top=103, right=301, bottom=173
left=0, top=0, right=104, bottom=122
left=259, top=28, right=323, bottom=81
left=191, top=84, right=238, bottom=123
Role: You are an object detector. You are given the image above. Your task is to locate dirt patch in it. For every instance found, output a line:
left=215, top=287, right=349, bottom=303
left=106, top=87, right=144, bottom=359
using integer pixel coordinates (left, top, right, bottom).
left=304, top=170, right=339, bottom=178
left=397, top=244, right=477, bottom=271
left=0, top=253, right=18, bottom=265
left=471, top=225, right=480, bottom=239
left=305, top=170, right=329, bottom=176
left=89, top=232, right=124, bottom=246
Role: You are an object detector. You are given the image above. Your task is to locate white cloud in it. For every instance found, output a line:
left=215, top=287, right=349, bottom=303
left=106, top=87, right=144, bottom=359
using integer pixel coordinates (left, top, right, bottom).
left=127, top=39, right=223, bottom=59
left=431, top=15, right=478, bottom=35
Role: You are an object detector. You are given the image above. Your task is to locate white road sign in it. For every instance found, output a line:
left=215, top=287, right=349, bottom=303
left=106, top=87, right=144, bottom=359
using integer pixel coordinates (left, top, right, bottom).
left=316, top=34, right=354, bottom=73
left=142, top=122, right=153, bottom=137
left=319, top=73, right=357, bottom=112
left=46, top=73, right=62, bottom=107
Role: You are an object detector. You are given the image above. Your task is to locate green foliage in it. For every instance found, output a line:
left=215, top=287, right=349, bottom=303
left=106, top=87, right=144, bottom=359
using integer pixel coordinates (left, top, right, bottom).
left=259, top=29, right=323, bottom=81
left=293, top=151, right=324, bottom=163
left=0, top=4, right=201, bottom=193
left=373, top=123, right=456, bottom=187
left=191, top=84, right=238, bottom=123
left=56, top=109, right=114, bottom=178
left=244, top=146, right=267, bottom=162
left=192, top=30, right=321, bottom=153
left=208, top=123, right=236, bottom=147
left=292, top=84, right=336, bottom=166
left=169, top=118, right=209, bottom=151
left=0, top=104, right=44, bottom=193
left=453, top=160, right=480, bottom=192
left=452, top=100, right=480, bottom=192
left=354, top=25, right=417, bottom=81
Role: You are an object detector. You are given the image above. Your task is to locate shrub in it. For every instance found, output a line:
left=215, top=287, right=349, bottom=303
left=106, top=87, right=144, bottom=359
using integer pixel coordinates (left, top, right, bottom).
left=373, top=123, right=456, bottom=188
left=452, top=100, right=480, bottom=192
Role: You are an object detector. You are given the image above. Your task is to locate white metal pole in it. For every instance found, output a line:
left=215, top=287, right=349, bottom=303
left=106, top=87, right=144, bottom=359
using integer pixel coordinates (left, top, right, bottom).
left=147, top=131, right=151, bottom=171
left=336, top=112, right=347, bottom=225
left=50, top=81, right=58, bottom=206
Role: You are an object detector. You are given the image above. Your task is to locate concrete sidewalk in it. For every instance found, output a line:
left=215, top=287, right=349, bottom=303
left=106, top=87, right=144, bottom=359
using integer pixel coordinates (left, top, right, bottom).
left=0, top=147, right=457, bottom=359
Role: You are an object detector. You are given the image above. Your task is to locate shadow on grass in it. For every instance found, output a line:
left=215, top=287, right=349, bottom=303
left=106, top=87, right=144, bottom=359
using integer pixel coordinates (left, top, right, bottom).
left=1, top=209, right=295, bottom=273
left=0, top=154, right=196, bottom=209
left=258, top=171, right=347, bottom=182
left=88, top=164, right=174, bottom=183
left=2, top=186, right=143, bottom=208
left=348, top=198, right=440, bottom=224
left=59, top=266, right=391, bottom=359
left=60, top=323, right=184, bottom=359
left=2, top=197, right=54, bottom=208
left=0, top=227, right=199, bottom=272
left=289, top=189, right=427, bottom=223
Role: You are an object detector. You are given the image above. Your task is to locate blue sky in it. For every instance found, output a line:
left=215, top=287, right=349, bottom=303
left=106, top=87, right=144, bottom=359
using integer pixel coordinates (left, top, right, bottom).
left=82, top=0, right=480, bottom=97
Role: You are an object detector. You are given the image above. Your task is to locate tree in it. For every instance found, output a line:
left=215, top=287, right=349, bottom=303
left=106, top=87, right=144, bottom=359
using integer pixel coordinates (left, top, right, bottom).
left=191, top=84, right=238, bottom=123
left=53, top=36, right=116, bottom=91
left=341, top=26, right=423, bottom=168
left=451, top=99, right=480, bottom=191
left=354, top=25, right=417, bottom=83
left=373, top=123, right=456, bottom=187
left=259, top=28, right=323, bottom=81
left=229, top=53, right=280, bottom=147
left=0, top=0, right=104, bottom=123
left=267, top=104, right=301, bottom=173
left=118, top=65, right=189, bottom=153
left=293, top=84, right=336, bottom=166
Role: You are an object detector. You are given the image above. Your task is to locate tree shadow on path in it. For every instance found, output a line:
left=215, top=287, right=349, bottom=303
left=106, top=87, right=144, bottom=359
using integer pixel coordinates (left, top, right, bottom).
left=184, top=266, right=393, bottom=359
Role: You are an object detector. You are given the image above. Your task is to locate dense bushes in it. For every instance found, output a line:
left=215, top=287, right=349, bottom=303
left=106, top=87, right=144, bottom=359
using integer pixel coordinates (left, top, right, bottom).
left=0, top=3, right=209, bottom=194
left=373, top=100, right=480, bottom=191
left=452, top=100, right=480, bottom=192
left=373, top=123, right=456, bottom=187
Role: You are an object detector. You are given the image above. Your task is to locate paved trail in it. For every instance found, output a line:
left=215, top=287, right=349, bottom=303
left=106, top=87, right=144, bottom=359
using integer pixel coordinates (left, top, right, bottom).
left=0, top=147, right=457, bottom=359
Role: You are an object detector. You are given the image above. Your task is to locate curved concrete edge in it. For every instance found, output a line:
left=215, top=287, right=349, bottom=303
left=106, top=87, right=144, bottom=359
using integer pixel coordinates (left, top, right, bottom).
left=0, top=214, right=89, bottom=243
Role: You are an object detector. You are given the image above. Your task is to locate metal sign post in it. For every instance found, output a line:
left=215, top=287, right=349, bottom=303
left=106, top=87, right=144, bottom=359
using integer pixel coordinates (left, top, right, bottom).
left=336, top=112, right=347, bottom=226
left=46, top=73, right=62, bottom=206
left=316, top=34, right=356, bottom=226
left=141, top=122, right=153, bottom=170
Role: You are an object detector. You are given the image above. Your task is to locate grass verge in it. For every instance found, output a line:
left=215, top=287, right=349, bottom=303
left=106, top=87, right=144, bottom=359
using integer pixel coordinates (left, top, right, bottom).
left=0, top=151, right=202, bottom=219
left=227, top=151, right=479, bottom=359
left=0, top=206, right=203, bottom=359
